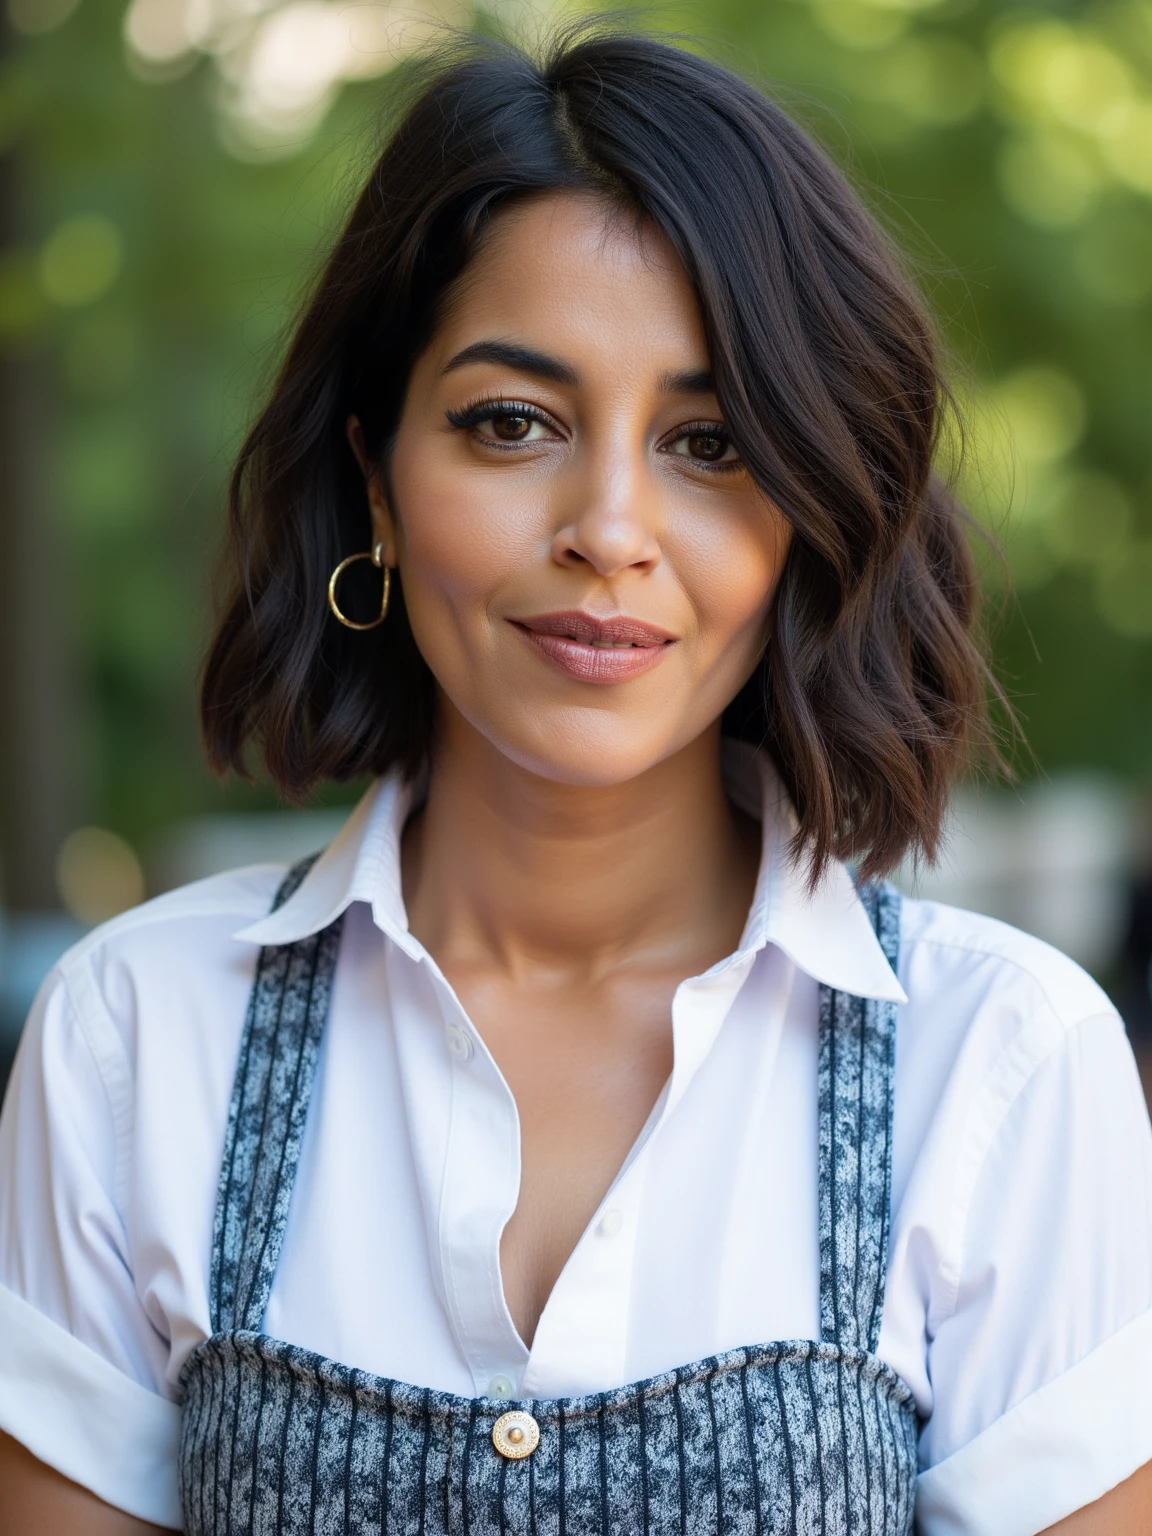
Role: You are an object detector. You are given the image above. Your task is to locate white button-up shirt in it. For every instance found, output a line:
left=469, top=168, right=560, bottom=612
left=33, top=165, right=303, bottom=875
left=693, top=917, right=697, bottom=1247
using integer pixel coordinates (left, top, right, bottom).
left=2, top=747, right=1151, bottom=1534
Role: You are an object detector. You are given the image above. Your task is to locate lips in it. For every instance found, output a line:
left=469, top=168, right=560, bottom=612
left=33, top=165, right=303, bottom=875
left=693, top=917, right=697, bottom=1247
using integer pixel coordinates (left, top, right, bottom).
left=510, top=610, right=676, bottom=684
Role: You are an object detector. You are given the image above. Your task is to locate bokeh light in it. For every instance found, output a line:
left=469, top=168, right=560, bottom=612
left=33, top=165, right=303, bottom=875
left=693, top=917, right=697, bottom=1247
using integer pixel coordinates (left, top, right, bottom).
left=39, top=215, right=123, bottom=307
left=997, top=365, right=1087, bottom=468
left=6, top=0, right=80, bottom=36
left=997, top=131, right=1102, bottom=228
left=55, top=828, right=146, bottom=924
left=1043, top=472, right=1134, bottom=569
left=120, top=0, right=472, bottom=147
left=1096, top=544, right=1152, bottom=639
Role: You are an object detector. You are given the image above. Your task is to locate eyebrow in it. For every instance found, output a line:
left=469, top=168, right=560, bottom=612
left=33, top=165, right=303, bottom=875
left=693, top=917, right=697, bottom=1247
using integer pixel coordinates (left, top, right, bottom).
left=658, top=367, right=716, bottom=397
left=442, top=340, right=718, bottom=400
left=442, top=341, right=578, bottom=386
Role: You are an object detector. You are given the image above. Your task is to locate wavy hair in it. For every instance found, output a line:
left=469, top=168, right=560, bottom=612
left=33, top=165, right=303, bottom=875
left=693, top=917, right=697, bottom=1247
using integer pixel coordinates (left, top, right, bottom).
left=201, top=25, right=1005, bottom=881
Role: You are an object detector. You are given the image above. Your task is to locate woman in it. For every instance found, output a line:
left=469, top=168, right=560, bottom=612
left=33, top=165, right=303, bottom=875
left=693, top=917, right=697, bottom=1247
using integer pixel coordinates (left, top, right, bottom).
left=1, top=28, right=1150, bottom=1535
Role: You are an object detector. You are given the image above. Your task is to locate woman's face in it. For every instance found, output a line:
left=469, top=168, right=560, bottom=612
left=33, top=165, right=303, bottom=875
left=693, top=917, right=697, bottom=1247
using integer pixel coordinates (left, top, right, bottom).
left=355, top=192, right=792, bottom=787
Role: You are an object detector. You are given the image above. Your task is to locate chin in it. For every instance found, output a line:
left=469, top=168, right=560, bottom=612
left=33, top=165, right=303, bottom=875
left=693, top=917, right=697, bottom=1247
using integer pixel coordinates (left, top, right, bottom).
left=476, top=703, right=692, bottom=789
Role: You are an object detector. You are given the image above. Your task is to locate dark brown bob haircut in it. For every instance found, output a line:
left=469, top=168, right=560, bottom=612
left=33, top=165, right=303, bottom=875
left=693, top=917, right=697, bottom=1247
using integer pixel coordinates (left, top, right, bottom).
left=202, top=25, right=1002, bottom=883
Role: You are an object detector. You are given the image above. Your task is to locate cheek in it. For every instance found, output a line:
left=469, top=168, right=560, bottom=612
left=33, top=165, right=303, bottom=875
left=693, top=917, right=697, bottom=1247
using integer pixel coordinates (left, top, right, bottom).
left=390, top=450, right=534, bottom=618
left=676, top=503, right=791, bottom=659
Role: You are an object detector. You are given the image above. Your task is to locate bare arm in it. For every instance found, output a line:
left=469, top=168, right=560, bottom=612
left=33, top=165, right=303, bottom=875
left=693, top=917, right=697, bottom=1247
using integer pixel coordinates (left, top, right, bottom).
left=0, top=1430, right=171, bottom=1536
left=1041, top=1459, right=1152, bottom=1535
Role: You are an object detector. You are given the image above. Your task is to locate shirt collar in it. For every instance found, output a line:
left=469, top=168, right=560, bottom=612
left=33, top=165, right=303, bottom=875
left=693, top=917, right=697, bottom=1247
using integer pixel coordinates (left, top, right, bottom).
left=233, top=768, right=424, bottom=959
left=233, top=743, right=906, bottom=1004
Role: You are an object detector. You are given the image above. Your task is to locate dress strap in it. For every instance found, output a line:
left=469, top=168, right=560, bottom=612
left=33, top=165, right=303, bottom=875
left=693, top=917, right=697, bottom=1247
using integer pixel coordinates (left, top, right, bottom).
left=817, top=879, right=901, bottom=1356
left=209, top=856, right=344, bottom=1335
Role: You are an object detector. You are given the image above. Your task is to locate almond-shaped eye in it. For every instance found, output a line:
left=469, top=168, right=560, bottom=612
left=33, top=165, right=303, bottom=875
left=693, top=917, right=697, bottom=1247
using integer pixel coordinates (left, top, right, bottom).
left=487, top=411, right=548, bottom=442
left=667, top=427, right=740, bottom=466
left=446, top=400, right=561, bottom=444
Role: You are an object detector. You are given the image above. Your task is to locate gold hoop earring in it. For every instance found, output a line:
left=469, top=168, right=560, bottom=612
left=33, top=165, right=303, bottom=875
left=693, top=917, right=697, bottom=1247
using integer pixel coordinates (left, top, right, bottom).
left=327, top=542, right=391, bottom=630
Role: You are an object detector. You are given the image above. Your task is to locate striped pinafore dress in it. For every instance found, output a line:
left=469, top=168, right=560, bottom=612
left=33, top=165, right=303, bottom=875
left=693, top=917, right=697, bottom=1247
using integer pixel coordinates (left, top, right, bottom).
left=179, top=865, right=920, bottom=1535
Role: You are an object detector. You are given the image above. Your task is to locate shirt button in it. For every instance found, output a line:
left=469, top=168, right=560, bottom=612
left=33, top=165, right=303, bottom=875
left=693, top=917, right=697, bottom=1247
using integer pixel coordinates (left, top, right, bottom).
left=598, top=1208, right=624, bottom=1238
left=487, top=1375, right=514, bottom=1399
left=446, top=1025, right=473, bottom=1061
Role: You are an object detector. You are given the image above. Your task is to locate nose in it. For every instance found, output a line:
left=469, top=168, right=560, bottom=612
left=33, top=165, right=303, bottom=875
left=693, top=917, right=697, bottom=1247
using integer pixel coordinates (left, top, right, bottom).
left=549, top=444, right=662, bottom=578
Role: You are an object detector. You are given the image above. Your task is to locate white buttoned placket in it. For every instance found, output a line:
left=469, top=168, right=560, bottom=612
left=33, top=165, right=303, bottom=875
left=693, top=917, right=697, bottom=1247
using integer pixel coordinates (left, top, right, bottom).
left=399, top=935, right=767, bottom=1403
left=425, top=970, right=526, bottom=1399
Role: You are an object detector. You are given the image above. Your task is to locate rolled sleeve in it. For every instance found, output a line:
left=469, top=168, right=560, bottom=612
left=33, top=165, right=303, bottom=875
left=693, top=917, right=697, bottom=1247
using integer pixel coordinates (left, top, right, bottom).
left=917, top=1306, right=1152, bottom=1534
left=0, top=962, right=183, bottom=1523
left=0, top=1281, right=182, bottom=1527
left=916, top=1009, right=1152, bottom=1533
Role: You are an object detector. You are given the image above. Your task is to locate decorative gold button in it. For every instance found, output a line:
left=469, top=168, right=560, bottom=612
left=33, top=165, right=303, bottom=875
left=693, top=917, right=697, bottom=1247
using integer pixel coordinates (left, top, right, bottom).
left=492, top=1409, right=539, bottom=1460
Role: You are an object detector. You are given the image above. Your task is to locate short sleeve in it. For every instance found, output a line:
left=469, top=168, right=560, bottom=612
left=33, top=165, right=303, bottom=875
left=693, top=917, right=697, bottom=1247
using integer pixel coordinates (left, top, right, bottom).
left=0, top=964, right=182, bottom=1528
left=916, top=1008, right=1152, bottom=1535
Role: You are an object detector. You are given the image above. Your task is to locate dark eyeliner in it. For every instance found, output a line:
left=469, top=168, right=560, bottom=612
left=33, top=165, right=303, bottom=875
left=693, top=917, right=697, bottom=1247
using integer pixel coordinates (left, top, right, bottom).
left=444, top=397, right=552, bottom=430
left=674, top=419, right=731, bottom=442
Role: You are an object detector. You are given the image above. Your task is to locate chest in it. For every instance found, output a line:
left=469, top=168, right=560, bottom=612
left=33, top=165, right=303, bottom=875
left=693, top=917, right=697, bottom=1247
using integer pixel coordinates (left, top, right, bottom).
left=264, top=911, right=820, bottom=1397
left=444, top=963, right=680, bottom=1347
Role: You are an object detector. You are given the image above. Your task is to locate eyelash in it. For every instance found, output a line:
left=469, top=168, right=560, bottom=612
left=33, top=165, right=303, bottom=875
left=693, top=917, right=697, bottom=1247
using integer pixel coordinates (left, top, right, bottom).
left=444, top=396, right=744, bottom=473
left=444, top=397, right=553, bottom=441
left=672, top=420, right=743, bottom=474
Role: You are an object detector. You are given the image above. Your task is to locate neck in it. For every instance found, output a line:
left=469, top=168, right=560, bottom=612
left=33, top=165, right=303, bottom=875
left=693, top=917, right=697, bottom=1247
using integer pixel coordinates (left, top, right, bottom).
left=401, top=707, right=761, bottom=983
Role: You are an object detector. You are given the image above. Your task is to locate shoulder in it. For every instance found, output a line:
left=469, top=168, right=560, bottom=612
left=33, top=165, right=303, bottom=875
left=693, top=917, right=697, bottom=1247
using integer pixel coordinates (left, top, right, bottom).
left=898, top=892, right=1114, bottom=1034
left=24, top=864, right=289, bottom=1098
left=58, top=862, right=287, bottom=972
left=52, top=863, right=286, bottom=998
left=893, top=894, right=1120, bottom=1119
left=887, top=894, right=1139, bottom=1266
left=5, top=865, right=292, bottom=1263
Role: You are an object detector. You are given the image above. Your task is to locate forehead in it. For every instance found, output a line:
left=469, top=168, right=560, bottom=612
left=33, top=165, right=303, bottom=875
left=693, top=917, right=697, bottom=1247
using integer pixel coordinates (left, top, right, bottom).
left=428, top=192, right=710, bottom=376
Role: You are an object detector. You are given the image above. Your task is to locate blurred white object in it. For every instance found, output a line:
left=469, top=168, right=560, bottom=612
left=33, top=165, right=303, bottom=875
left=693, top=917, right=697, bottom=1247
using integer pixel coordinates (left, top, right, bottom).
left=152, top=810, right=349, bottom=889
left=899, top=775, right=1134, bottom=976
left=120, top=0, right=477, bottom=149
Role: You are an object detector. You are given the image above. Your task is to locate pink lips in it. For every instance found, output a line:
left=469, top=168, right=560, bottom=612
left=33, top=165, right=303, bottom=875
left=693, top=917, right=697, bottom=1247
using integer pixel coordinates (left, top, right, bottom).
left=511, top=610, right=676, bottom=684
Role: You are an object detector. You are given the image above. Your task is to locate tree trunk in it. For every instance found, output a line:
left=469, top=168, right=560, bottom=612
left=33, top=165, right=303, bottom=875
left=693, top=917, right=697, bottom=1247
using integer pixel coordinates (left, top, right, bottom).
left=0, top=22, right=79, bottom=912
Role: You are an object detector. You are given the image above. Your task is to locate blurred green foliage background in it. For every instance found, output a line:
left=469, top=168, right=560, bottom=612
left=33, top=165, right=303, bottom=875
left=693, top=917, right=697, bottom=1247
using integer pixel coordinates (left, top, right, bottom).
left=1, top=0, right=1151, bottom=918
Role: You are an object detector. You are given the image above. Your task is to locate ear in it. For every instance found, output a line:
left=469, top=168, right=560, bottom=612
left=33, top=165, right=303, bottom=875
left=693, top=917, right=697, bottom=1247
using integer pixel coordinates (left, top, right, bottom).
left=346, top=414, right=398, bottom=567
